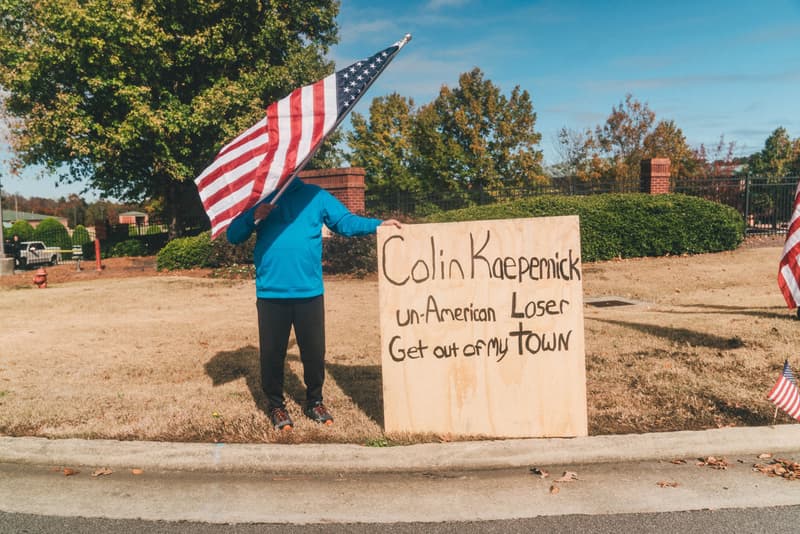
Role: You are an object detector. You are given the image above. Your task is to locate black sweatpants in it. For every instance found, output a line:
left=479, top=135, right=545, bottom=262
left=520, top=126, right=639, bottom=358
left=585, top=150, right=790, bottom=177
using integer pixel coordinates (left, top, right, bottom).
left=256, top=296, right=326, bottom=410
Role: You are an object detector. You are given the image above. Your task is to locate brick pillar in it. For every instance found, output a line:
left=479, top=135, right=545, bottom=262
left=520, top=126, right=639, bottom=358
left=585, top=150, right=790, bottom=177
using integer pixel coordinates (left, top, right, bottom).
left=298, top=167, right=366, bottom=214
left=640, top=158, right=671, bottom=194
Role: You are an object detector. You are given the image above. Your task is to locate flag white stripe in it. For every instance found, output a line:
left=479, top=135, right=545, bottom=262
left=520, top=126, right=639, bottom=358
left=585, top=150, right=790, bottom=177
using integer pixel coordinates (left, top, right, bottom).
left=781, top=264, right=800, bottom=303
left=206, top=180, right=254, bottom=221
left=782, top=229, right=800, bottom=260
left=218, top=117, right=267, bottom=156
left=786, top=394, right=800, bottom=417
left=323, top=75, right=337, bottom=131
left=296, top=84, right=316, bottom=166
left=772, top=380, right=790, bottom=404
left=210, top=215, right=236, bottom=238
left=199, top=152, right=264, bottom=204
left=260, top=97, right=292, bottom=200
left=197, top=132, right=268, bottom=186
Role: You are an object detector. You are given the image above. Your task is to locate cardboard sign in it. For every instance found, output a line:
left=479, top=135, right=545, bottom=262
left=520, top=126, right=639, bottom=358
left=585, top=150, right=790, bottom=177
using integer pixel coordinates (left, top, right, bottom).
left=377, top=216, right=587, bottom=438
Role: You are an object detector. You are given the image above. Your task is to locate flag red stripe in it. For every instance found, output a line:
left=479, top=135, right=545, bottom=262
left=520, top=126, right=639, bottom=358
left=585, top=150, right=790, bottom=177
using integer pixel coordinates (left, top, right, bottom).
left=779, top=181, right=800, bottom=308
left=196, top=121, right=268, bottom=191
left=282, top=87, right=305, bottom=175
left=311, top=80, right=327, bottom=152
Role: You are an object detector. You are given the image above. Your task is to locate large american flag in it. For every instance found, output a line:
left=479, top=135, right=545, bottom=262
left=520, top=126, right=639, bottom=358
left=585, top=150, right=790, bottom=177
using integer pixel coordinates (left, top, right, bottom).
left=196, top=36, right=410, bottom=239
left=778, top=180, right=800, bottom=307
left=768, top=359, right=800, bottom=421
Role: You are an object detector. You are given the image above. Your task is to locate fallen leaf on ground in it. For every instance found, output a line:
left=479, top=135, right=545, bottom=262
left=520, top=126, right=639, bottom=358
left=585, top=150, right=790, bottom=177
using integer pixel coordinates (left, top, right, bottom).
left=62, top=468, right=78, bottom=476
left=758, top=453, right=774, bottom=460
left=130, top=468, right=144, bottom=475
left=549, top=485, right=560, bottom=495
left=529, top=467, right=549, bottom=478
left=670, top=459, right=687, bottom=465
left=555, top=471, right=579, bottom=482
left=91, top=468, right=113, bottom=477
left=696, top=456, right=728, bottom=470
left=753, top=458, right=800, bottom=480
left=438, top=434, right=452, bottom=443
left=657, top=480, right=679, bottom=488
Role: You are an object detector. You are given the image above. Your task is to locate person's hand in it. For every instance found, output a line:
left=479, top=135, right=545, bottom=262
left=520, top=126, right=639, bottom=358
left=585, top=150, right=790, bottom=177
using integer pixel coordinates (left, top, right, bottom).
left=381, top=219, right=402, bottom=229
left=254, top=203, right=275, bottom=224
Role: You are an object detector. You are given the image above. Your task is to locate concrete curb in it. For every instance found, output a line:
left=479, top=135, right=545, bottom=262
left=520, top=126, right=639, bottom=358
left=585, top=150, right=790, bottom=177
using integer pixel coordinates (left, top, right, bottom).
left=3, top=424, right=800, bottom=475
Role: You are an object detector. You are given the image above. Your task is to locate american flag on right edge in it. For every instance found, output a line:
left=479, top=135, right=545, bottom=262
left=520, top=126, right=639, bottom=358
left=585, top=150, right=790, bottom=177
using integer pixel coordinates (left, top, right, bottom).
left=778, top=180, right=800, bottom=308
left=768, top=359, right=800, bottom=421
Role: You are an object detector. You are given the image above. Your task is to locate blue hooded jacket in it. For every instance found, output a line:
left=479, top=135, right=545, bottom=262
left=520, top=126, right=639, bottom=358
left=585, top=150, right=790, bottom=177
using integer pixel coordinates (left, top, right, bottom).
left=226, top=179, right=381, bottom=299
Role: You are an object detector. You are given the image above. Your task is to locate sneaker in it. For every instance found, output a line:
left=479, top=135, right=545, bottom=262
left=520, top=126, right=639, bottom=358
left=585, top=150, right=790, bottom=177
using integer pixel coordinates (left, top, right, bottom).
left=304, top=402, right=334, bottom=425
left=269, top=406, right=293, bottom=431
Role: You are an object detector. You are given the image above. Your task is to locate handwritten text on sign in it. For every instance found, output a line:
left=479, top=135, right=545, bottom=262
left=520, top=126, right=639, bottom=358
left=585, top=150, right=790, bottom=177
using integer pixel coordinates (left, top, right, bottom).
left=377, top=217, right=588, bottom=438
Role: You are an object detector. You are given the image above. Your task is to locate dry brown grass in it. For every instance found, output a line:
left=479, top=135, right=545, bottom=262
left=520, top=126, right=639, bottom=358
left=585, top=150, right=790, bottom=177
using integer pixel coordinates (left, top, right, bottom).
left=1, top=236, right=798, bottom=444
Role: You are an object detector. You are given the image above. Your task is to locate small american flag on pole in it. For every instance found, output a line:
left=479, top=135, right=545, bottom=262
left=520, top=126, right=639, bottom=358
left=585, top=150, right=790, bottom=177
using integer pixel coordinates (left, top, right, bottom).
left=196, top=35, right=411, bottom=239
left=768, top=359, right=800, bottom=421
left=778, top=180, right=800, bottom=307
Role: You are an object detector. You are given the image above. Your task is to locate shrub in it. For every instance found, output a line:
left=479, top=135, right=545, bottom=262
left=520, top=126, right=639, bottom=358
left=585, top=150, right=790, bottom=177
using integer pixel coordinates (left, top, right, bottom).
left=156, top=232, right=213, bottom=270
left=323, top=234, right=377, bottom=277
left=8, top=220, right=34, bottom=241
left=208, top=233, right=256, bottom=267
left=425, top=193, right=745, bottom=262
left=72, top=225, right=91, bottom=246
left=109, top=239, right=147, bottom=257
left=33, top=217, right=72, bottom=251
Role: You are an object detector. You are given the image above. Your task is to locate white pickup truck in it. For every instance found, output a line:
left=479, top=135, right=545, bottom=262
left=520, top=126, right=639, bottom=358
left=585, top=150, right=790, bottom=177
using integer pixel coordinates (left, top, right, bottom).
left=16, top=241, right=62, bottom=268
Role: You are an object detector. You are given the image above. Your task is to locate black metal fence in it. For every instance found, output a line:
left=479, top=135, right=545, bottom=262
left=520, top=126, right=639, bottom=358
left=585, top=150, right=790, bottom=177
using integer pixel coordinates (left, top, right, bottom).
left=367, top=175, right=799, bottom=237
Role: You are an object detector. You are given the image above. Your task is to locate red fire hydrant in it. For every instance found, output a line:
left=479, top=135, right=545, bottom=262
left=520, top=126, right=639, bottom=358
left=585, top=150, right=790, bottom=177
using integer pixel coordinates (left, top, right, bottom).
left=33, top=267, right=48, bottom=288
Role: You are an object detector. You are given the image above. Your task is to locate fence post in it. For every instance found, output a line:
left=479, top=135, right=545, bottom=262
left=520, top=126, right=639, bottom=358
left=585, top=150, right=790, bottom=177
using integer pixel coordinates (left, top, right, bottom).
left=94, top=239, right=102, bottom=272
left=744, top=175, right=751, bottom=233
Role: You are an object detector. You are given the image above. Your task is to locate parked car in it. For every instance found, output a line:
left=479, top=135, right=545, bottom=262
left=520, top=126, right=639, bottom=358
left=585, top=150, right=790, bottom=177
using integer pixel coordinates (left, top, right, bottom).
left=16, top=241, right=62, bottom=269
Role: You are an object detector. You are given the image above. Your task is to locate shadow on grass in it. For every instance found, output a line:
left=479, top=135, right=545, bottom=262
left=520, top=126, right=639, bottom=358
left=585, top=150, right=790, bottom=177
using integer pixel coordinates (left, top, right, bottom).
left=660, top=303, right=796, bottom=321
left=590, top=318, right=745, bottom=350
left=204, top=344, right=304, bottom=416
left=327, top=363, right=384, bottom=426
left=709, top=397, right=772, bottom=426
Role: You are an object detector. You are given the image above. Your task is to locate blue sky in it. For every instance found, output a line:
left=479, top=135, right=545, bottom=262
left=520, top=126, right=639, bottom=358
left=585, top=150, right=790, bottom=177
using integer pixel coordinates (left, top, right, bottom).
left=2, top=0, right=799, bottom=200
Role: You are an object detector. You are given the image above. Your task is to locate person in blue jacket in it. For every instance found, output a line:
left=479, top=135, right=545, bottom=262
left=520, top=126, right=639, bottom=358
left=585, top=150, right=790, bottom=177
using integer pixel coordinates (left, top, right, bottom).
left=227, top=178, right=401, bottom=431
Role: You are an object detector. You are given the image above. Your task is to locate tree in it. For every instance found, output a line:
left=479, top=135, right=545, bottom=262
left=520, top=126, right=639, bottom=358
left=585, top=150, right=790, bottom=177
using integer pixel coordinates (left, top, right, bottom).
left=692, top=135, right=738, bottom=178
left=556, top=94, right=694, bottom=185
left=413, top=68, right=544, bottom=201
left=554, top=127, right=606, bottom=181
left=348, top=93, right=420, bottom=211
left=0, top=0, right=339, bottom=236
left=594, top=93, right=656, bottom=183
left=748, top=127, right=798, bottom=177
left=642, top=119, right=694, bottom=178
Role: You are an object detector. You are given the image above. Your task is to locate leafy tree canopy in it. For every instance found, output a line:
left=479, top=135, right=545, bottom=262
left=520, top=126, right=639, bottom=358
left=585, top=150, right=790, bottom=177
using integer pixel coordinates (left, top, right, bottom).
left=0, top=0, right=339, bottom=234
left=347, top=68, right=544, bottom=210
left=556, top=94, right=696, bottom=184
left=748, top=126, right=800, bottom=177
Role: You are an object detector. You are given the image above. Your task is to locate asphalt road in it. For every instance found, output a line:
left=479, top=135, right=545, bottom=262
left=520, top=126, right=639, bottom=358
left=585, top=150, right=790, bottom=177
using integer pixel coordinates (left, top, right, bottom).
left=4, top=506, right=800, bottom=534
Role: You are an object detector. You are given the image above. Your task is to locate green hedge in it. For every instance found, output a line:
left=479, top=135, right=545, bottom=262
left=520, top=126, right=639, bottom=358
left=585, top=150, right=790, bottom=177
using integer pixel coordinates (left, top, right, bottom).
left=323, top=234, right=377, bottom=277
left=109, top=239, right=147, bottom=257
left=156, top=233, right=213, bottom=270
left=155, top=194, right=745, bottom=272
left=425, top=193, right=745, bottom=262
left=156, top=231, right=255, bottom=270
